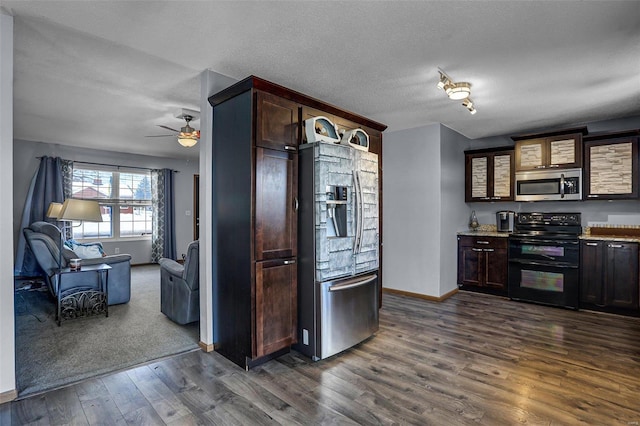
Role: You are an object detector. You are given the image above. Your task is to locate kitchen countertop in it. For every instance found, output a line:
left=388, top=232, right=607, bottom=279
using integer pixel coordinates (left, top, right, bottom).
left=457, top=231, right=510, bottom=238
left=456, top=231, right=640, bottom=243
left=579, top=235, right=640, bottom=243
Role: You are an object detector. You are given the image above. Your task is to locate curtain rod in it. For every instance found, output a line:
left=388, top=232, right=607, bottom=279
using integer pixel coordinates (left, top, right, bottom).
left=36, top=157, right=179, bottom=173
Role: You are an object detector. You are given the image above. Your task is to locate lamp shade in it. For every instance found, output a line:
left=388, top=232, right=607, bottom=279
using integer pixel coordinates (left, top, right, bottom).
left=57, top=199, right=103, bottom=222
left=46, top=202, right=64, bottom=219
left=178, top=134, right=198, bottom=147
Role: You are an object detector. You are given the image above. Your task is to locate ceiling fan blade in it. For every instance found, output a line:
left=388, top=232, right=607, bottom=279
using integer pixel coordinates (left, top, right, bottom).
left=157, top=125, right=180, bottom=132
left=145, top=134, right=175, bottom=138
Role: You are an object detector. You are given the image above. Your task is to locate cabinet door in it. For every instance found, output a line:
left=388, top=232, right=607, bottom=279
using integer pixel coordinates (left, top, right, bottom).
left=584, top=137, right=639, bottom=200
left=604, top=242, right=639, bottom=309
left=484, top=246, right=508, bottom=290
left=255, top=148, right=298, bottom=261
left=580, top=241, right=604, bottom=305
left=491, top=152, right=514, bottom=201
left=255, top=91, right=299, bottom=152
left=515, top=134, right=581, bottom=171
left=457, top=239, right=482, bottom=286
left=465, top=154, right=490, bottom=202
left=547, top=134, right=582, bottom=168
left=515, top=139, right=546, bottom=171
left=255, top=259, right=297, bottom=358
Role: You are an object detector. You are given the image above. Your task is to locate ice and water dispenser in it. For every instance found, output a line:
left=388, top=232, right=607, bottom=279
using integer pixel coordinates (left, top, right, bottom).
left=326, top=185, right=348, bottom=237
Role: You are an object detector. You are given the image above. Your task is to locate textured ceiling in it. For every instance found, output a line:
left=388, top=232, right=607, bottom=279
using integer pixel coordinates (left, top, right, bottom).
left=2, top=1, right=640, bottom=160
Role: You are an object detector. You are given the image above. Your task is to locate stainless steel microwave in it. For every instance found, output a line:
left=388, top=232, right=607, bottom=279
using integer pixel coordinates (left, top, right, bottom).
left=515, top=168, right=582, bottom=201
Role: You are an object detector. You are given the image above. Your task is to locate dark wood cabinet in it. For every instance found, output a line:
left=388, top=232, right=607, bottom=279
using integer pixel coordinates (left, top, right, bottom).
left=255, top=148, right=298, bottom=261
left=457, top=235, right=508, bottom=295
left=512, top=128, right=587, bottom=171
left=464, top=148, right=514, bottom=202
left=584, top=130, right=639, bottom=200
left=255, top=90, right=299, bottom=152
left=209, top=80, right=299, bottom=369
left=580, top=240, right=639, bottom=315
left=255, top=259, right=297, bottom=357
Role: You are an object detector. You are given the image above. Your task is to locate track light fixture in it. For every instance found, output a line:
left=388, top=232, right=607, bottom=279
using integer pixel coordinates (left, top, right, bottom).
left=437, top=68, right=477, bottom=114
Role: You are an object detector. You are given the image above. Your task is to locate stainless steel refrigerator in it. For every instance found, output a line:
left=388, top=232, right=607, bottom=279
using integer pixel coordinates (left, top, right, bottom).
left=296, top=142, right=379, bottom=361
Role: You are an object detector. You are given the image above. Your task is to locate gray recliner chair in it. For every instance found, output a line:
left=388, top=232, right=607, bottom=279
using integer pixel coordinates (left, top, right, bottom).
left=23, top=221, right=132, bottom=305
left=159, top=240, right=199, bottom=325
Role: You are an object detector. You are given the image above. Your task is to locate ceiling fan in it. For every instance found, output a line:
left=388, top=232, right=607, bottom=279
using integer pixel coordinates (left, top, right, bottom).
left=147, top=113, right=200, bottom=147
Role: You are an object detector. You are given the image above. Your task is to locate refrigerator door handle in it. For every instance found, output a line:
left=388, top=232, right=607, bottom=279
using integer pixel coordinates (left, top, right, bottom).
left=353, top=170, right=363, bottom=254
left=328, top=274, right=377, bottom=292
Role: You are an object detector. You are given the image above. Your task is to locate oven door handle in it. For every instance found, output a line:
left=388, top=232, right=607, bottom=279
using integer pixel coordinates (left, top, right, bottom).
left=510, top=238, right=579, bottom=245
left=509, top=259, right=579, bottom=269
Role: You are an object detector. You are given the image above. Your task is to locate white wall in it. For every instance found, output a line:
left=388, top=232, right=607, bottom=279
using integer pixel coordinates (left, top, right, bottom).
left=383, top=123, right=443, bottom=296
left=0, top=11, right=16, bottom=401
left=13, top=140, right=199, bottom=264
left=198, top=70, right=237, bottom=348
left=439, top=125, right=468, bottom=296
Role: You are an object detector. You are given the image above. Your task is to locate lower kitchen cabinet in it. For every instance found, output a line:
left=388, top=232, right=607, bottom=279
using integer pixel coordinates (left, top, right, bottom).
left=255, top=259, right=297, bottom=358
left=457, top=235, right=508, bottom=295
left=580, top=240, right=639, bottom=315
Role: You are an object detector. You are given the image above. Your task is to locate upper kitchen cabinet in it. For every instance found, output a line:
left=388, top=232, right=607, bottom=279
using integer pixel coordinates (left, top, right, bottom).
left=255, top=90, right=300, bottom=152
left=512, top=127, right=587, bottom=171
left=465, top=147, right=514, bottom=202
left=584, top=130, right=640, bottom=200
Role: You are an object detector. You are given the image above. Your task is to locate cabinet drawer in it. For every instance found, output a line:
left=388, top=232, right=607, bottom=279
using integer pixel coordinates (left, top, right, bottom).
left=458, top=235, right=508, bottom=250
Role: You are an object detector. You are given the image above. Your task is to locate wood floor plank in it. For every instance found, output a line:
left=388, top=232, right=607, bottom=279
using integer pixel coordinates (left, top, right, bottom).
left=120, top=405, right=166, bottom=426
left=43, top=385, right=88, bottom=426
left=126, top=365, right=194, bottom=424
left=101, top=370, right=151, bottom=416
left=78, top=392, right=127, bottom=425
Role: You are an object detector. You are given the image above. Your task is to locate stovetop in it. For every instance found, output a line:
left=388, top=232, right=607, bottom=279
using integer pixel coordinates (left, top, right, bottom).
left=513, top=212, right=582, bottom=238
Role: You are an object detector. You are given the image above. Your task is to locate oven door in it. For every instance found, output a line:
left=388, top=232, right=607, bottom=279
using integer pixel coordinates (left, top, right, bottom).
left=509, top=237, right=579, bottom=264
left=508, top=237, right=580, bottom=309
left=508, top=259, right=579, bottom=309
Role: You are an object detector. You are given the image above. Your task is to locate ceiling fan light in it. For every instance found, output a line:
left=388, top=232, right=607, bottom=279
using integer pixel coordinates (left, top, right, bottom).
left=446, top=82, right=471, bottom=100
left=178, top=134, right=198, bottom=147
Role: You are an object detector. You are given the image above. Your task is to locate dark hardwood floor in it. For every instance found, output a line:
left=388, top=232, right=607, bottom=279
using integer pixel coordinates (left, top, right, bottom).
left=2, top=291, right=639, bottom=425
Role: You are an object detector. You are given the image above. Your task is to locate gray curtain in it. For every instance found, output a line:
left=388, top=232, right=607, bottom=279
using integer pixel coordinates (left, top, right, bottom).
left=15, top=157, right=73, bottom=276
left=151, top=168, right=176, bottom=262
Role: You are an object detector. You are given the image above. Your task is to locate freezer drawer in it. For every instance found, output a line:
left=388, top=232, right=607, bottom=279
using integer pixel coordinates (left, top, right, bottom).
left=319, top=273, right=379, bottom=360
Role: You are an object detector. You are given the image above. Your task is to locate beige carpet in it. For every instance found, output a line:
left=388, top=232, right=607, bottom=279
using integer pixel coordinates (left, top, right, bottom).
left=14, top=264, right=199, bottom=397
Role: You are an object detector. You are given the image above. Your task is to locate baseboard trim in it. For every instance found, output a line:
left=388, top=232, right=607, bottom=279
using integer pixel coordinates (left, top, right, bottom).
left=199, top=341, right=215, bottom=352
left=0, top=389, right=18, bottom=404
left=383, top=287, right=458, bottom=302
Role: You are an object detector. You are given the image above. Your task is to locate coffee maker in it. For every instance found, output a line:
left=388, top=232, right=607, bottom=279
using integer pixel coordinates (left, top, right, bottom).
left=496, top=211, right=515, bottom=232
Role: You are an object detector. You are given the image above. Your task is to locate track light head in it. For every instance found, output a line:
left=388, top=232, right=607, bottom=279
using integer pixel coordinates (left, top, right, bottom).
left=462, top=98, right=477, bottom=114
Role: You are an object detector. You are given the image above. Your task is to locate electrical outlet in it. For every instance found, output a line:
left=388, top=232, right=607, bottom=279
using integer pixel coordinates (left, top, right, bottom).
left=114, top=247, right=120, bottom=254
left=303, top=329, right=309, bottom=345
left=185, top=210, right=191, bottom=216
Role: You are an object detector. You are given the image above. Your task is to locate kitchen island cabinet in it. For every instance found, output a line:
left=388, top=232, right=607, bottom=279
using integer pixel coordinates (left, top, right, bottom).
left=457, top=235, right=508, bottom=296
left=464, top=148, right=514, bottom=202
left=583, top=130, right=639, bottom=200
left=512, top=127, right=587, bottom=171
left=580, top=239, right=639, bottom=316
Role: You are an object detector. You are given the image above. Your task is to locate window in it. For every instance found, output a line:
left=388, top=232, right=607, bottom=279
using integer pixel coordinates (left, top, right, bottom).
left=71, top=167, right=152, bottom=240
